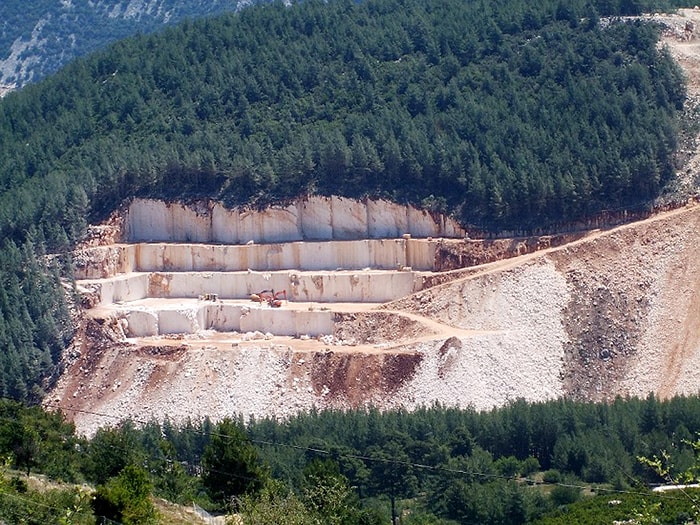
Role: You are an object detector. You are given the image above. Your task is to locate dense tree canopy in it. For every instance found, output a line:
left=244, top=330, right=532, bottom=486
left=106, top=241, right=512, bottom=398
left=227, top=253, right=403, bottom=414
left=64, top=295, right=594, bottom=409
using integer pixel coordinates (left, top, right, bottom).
left=0, top=239, right=71, bottom=401
left=201, top=418, right=268, bottom=505
left=3, top=395, right=700, bottom=523
left=0, top=0, right=689, bottom=248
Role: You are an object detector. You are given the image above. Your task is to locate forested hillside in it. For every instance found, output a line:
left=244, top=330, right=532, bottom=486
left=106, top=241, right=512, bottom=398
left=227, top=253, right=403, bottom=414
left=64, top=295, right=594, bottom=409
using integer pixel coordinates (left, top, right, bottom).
left=0, top=0, right=692, bottom=400
left=0, top=0, right=263, bottom=91
left=3, top=395, right=700, bottom=523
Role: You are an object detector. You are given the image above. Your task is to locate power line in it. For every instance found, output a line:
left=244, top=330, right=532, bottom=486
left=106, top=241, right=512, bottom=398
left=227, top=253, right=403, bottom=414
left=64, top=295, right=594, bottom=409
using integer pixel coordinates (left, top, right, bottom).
left=0, top=490, right=55, bottom=511
left=0, top=491, right=124, bottom=525
left=38, top=400, right=697, bottom=503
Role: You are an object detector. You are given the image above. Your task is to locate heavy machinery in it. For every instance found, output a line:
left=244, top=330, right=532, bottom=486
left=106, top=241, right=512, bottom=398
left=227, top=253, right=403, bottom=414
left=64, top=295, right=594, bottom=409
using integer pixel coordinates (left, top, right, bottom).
left=250, top=289, right=287, bottom=307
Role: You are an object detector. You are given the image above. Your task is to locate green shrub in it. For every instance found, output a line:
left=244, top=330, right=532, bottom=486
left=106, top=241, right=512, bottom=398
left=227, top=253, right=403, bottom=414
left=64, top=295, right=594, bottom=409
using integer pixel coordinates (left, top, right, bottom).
left=542, top=470, right=561, bottom=483
left=92, top=465, right=158, bottom=525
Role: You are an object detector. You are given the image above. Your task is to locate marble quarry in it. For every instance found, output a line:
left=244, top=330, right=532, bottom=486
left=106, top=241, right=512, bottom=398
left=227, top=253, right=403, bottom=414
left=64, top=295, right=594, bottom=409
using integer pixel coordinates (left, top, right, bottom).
left=77, top=198, right=465, bottom=338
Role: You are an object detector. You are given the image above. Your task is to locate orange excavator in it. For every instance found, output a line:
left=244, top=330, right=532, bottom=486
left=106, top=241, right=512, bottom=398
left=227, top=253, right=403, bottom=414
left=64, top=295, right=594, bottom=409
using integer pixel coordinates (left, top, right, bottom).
left=249, top=289, right=287, bottom=308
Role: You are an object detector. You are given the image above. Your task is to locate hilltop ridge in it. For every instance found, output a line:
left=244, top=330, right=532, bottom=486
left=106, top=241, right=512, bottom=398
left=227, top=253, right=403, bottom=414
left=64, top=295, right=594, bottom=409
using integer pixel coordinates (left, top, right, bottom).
left=0, top=0, right=259, bottom=93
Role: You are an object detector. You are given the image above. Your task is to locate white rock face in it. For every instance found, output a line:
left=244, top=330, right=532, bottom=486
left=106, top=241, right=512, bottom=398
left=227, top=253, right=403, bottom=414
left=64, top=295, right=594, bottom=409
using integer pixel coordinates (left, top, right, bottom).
left=395, top=259, right=570, bottom=411
left=52, top=197, right=700, bottom=436
left=201, top=303, right=242, bottom=332
left=84, top=273, right=149, bottom=305
left=74, top=197, right=465, bottom=355
left=120, top=301, right=335, bottom=337
left=75, top=238, right=442, bottom=279
left=125, top=197, right=465, bottom=243
left=127, top=200, right=170, bottom=241
left=406, top=239, right=437, bottom=270
left=330, top=196, right=368, bottom=239
left=367, top=199, right=409, bottom=238
left=73, top=245, right=135, bottom=279
left=300, top=197, right=333, bottom=239
left=407, top=207, right=441, bottom=237
left=137, top=270, right=419, bottom=303
left=239, top=205, right=301, bottom=243
left=211, top=205, right=240, bottom=244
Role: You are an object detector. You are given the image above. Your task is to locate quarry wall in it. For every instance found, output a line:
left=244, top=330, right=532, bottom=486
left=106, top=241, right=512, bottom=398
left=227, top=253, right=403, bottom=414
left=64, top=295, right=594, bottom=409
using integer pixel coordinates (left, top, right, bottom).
left=123, top=303, right=335, bottom=337
left=83, top=269, right=423, bottom=306
left=73, top=198, right=461, bottom=339
left=74, top=239, right=440, bottom=279
left=125, top=197, right=466, bottom=243
left=74, top=197, right=469, bottom=339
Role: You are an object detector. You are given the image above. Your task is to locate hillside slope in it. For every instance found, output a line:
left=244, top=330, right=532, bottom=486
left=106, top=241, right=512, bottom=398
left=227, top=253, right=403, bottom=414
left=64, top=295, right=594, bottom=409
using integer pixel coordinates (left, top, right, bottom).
left=0, top=0, right=260, bottom=93
left=45, top=9, right=700, bottom=434
left=0, top=0, right=687, bottom=250
left=391, top=201, right=700, bottom=402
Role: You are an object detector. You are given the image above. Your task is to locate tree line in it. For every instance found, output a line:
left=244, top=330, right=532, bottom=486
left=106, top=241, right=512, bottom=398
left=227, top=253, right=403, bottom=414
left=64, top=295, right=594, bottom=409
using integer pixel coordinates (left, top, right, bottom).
left=2, top=394, right=700, bottom=523
left=0, top=0, right=690, bottom=249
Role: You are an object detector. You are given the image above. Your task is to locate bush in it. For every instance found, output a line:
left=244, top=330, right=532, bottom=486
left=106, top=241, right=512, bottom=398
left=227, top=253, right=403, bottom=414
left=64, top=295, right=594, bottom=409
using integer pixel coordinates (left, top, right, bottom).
left=494, top=455, right=521, bottom=477
left=93, top=465, right=158, bottom=525
left=542, top=470, right=561, bottom=483
left=9, top=476, right=27, bottom=493
left=521, top=457, right=542, bottom=477
left=550, top=484, right=581, bottom=506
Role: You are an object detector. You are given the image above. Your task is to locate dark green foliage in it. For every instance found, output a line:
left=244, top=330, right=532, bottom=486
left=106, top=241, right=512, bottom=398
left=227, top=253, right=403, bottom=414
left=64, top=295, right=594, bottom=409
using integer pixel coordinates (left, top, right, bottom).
left=0, top=399, right=82, bottom=480
left=149, top=437, right=199, bottom=504
left=302, top=458, right=381, bottom=524
left=8, top=396, right=700, bottom=521
left=548, top=480, right=582, bottom=506
left=542, top=469, right=562, bottom=483
left=366, top=436, right=419, bottom=499
left=443, top=479, right=530, bottom=525
left=0, top=484, right=96, bottom=525
left=85, top=421, right=146, bottom=485
left=243, top=396, right=700, bottom=521
left=237, top=480, right=316, bottom=524
left=495, top=455, right=523, bottom=478
left=0, top=0, right=689, bottom=245
left=521, top=456, right=542, bottom=476
left=0, top=403, right=92, bottom=523
left=532, top=489, right=700, bottom=525
left=0, top=240, right=72, bottom=403
left=201, top=417, right=269, bottom=506
left=92, top=465, right=158, bottom=525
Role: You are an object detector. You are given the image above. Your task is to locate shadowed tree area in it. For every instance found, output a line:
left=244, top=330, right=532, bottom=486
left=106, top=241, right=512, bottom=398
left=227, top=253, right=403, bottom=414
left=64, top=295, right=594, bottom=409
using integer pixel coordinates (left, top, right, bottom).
left=201, top=418, right=269, bottom=506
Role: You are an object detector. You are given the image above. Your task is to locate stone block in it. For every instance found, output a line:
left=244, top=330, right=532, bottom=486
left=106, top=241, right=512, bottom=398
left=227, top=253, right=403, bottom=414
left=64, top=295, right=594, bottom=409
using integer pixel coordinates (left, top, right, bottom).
left=367, top=199, right=408, bottom=238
